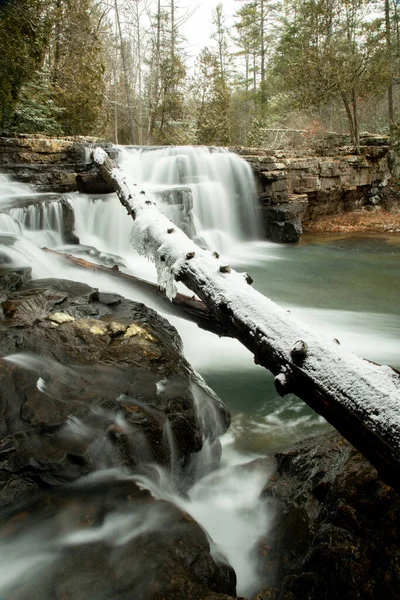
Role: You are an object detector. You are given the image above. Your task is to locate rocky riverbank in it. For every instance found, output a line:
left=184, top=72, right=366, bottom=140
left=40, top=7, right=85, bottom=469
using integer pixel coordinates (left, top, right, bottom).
left=0, top=268, right=399, bottom=599
left=234, top=136, right=400, bottom=242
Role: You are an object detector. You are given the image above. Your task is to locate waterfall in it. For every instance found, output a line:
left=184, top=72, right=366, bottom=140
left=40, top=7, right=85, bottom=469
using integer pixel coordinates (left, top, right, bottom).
left=0, top=147, right=398, bottom=599
left=68, top=145, right=262, bottom=270
left=117, top=146, right=261, bottom=255
left=0, top=174, right=66, bottom=247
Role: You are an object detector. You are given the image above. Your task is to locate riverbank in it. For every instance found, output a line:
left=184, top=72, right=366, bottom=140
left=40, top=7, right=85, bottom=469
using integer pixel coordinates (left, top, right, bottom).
left=303, top=206, right=400, bottom=234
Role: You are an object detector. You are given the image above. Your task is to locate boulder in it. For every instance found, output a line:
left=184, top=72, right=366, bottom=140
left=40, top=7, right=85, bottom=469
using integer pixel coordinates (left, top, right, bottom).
left=0, top=272, right=237, bottom=599
left=257, top=432, right=400, bottom=600
left=263, top=218, right=302, bottom=244
left=0, top=277, right=230, bottom=508
left=262, top=201, right=308, bottom=223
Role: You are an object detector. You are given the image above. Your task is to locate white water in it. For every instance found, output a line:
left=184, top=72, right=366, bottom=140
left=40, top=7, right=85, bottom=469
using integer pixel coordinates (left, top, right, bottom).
left=118, top=145, right=260, bottom=255
left=0, top=146, right=399, bottom=598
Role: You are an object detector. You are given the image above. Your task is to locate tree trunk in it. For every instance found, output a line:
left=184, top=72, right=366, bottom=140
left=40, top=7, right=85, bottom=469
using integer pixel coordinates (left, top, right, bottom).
left=52, top=0, right=62, bottom=83
left=351, top=88, right=360, bottom=154
left=113, top=35, right=119, bottom=145
left=148, top=0, right=162, bottom=140
left=115, top=0, right=136, bottom=145
left=259, top=0, right=266, bottom=113
left=385, top=0, right=394, bottom=127
left=92, top=147, right=400, bottom=491
left=341, top=90, right=357, bottom=151
left=171, top=0, right=175, bottom=61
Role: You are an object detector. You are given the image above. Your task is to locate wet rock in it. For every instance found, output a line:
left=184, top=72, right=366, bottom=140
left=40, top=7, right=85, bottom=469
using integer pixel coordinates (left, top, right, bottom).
left=0, top=276, right=230, bottom=506
left=0, top=476, right=237, bottom=600
left=0, top=265, right=31, bottom=295
left=257, top=432, right=400, bottom=600
left=262, top=201, right=307, bottom=223
left=263, top=218, right=302, bottom=244
left=260, top=199, right=307, bottom=243
left=60, top=196, right=80, bottom=243
left=0, top=264, right=236, bottom=598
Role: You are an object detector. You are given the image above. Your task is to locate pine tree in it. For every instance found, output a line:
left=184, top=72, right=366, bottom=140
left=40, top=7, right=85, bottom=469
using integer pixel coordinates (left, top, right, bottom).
left=0, top=0, right=50, bottom=129
left=10, top=69, right=64, bottom=135
left=193, top=48, right=231, bottom=146
left=49, top=0, right=107, bottom=135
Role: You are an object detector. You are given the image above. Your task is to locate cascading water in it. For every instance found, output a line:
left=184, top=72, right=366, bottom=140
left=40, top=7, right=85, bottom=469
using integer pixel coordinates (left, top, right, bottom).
left=118, top=146, right=261, bottom=255
left=69, top=146, right=261, bottom=261
left=0, top=147, right=399, bottom=599
left=0, top=174, right=67, bottom=247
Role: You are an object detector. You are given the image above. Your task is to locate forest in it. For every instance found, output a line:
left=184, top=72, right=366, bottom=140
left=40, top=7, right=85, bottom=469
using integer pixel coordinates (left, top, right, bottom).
left=0, top=0, right=399, bottom=152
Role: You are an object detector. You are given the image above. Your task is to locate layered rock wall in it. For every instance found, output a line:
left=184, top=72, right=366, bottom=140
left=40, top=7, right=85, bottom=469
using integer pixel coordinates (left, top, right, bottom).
left=0, top=134, right=112, bottom=192
left=234, top=142, right=391, bottom=242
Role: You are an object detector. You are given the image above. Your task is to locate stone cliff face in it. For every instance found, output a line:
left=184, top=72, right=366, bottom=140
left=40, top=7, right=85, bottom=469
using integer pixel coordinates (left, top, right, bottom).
left=234, top=140, right=392, bottom=242
left=0, top=134, right=110, bottom=192
left=0, top=134, right=395, bottom=242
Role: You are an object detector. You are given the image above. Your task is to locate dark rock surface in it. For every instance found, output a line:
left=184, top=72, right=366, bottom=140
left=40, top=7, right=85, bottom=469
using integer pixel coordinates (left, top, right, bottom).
left=257, top=431, right=400, bottom=600
left=0, top=474, right=237, bottom=600
left=0, top=276, right=230, bottom=505
left=0, top=271, right=235, bottom=599
left=262, top=217, right=302, bottom=244
left=259, top=201, right=307, bottom=243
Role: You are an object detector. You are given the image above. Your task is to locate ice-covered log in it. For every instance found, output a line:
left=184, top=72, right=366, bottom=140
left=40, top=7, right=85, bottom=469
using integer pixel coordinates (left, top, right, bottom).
left=92, top=147, right=400, bottom=490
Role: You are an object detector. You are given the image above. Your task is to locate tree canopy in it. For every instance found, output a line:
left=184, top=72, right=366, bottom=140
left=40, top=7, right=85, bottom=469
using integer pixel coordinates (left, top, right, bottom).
left=0, top=0, right=398, bottom=148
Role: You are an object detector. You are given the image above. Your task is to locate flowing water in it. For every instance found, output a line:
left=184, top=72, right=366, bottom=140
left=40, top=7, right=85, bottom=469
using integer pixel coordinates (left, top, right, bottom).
left=0, top=148, right=399, bottom=598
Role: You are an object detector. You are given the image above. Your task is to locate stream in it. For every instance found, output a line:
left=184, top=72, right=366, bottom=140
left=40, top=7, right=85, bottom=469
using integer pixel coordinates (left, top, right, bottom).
left=0, top=146, right=399, bottom=598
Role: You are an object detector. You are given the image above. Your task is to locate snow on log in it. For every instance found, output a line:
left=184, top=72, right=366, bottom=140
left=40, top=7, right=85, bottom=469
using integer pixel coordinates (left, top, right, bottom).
left=92, top=147, right=400, bottom=490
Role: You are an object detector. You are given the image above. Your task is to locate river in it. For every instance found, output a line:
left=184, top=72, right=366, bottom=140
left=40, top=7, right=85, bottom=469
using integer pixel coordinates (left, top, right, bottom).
left=0, top=146, right=399, bottom=598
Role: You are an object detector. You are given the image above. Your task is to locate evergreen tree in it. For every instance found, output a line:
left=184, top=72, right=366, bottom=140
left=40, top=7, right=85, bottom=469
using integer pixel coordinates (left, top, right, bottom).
left=146, top=0, right=187, bottom=144
left=193, top=47, right=231, bottom=146
left=274, top=0, right=386, bottom=151
left=10, top=69, right=64, bottom=135
left=0, top=0, right=50, bottom=129
left=50, top=0, right=107, bottom=135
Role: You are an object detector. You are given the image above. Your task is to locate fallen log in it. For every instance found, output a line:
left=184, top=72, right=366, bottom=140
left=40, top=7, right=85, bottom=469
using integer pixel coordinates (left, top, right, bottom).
left=92, top=147, right=400, bottom=490
left=43, top=248, right=230, bottom=337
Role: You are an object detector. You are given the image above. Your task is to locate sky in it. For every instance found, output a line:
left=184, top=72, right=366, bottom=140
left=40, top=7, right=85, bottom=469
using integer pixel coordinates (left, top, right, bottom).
left=180, top=0, right=239, bottom=60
